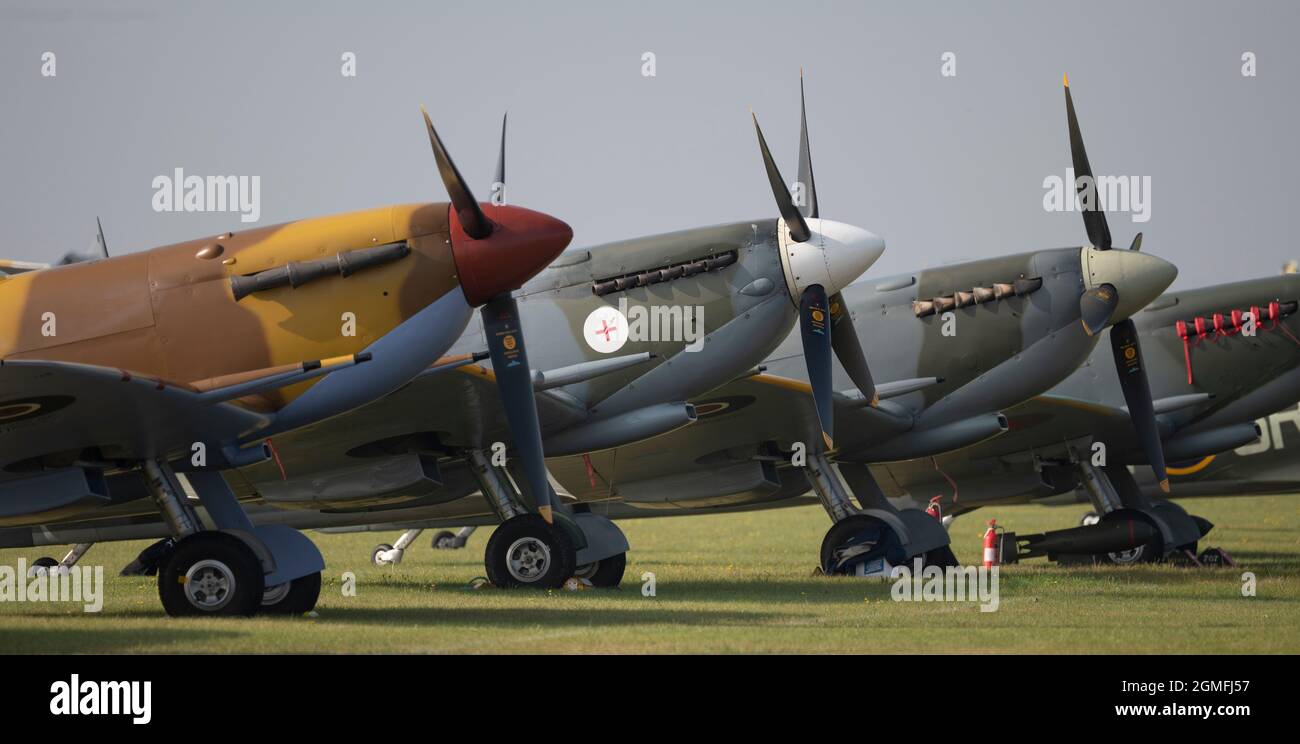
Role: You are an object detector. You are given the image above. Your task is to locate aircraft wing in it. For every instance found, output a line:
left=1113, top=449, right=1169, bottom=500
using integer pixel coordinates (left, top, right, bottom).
left=236, top=362, right=588, bottom=485
left=0, top=359, right=271, bottom=476
left=875, top=394, right=1136, bottom=490
left=547, top=374, right=909, bottom=507
left=0, top=259, right=49, bottom=277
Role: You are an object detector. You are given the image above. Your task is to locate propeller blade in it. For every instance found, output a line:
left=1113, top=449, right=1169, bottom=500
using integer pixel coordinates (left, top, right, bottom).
left=800, top=284, right=835, bottom=449
left=95, top=217, right=109, bottom=258
left=1129, top=232, right=1143, bottom=252
left=57, top=218, right=110, bottom=265
left=481, top=294, right=554, bottom=521
left=1063, top=74, right=1112, bottom=251
left=1111, top=318, right=1169, bottom=493
left=752, top=111, right=812, bottom=244
left=796, top=71, right=818, bottom=220
left=492, top=112, right=507, bottom=205
left=829, top=292, right=877, bottom=405
left=1079, top=283, right=1120, bottom=336
left=421, top=106, right=492, bottom=240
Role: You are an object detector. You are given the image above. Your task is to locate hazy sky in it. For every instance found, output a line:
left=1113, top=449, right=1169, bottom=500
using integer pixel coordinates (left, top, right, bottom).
left=2, top=0, right=1296, bottom=289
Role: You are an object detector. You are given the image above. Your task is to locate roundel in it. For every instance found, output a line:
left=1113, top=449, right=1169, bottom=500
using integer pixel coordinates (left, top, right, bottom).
left=583, top=305, right=629, bottom=354
left=503, top=335, right=517, bottom=351
left=0, top=395, right=75, bottom=424
left=1124, top=347, right=1137, bottom=361
left=692, top=395, right=757, bottom=419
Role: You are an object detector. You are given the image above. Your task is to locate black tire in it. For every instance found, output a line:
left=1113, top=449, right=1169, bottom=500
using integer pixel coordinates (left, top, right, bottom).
left=1098, top=509, right=1163, bottom=565
left=28, top=556, right=58, bottom=578
left=485, top=514, right=576, bottom=589
left=820, top=515, right=907, bottom=575
left=158, top=532, right=264, bottom=617
left=431, top=531, right=458, bottom=549
left=922, top=544, right=960, bottom=569
left=371, top=543, right=394, bottom=566
left=261, top=572, right=322, bottom=615
left=575, top=552, right=627, bottom=588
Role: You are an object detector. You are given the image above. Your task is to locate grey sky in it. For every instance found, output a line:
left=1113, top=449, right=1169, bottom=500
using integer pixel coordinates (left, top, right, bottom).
left=2, top=0, right=1296, bottom=289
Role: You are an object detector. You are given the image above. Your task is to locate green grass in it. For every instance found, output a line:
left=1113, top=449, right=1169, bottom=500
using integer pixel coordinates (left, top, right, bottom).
left=1, top=494, right=1298, bottom=653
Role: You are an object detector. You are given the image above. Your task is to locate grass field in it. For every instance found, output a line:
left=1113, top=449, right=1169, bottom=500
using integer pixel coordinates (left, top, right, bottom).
left=1, top=495, right=1298, bottom=653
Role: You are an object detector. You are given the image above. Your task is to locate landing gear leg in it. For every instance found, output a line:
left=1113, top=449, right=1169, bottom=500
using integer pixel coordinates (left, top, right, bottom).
left=144, top=460, right=263, bottom=617
left=806, top=455, right=955, bottom=575
left=27, top=542, right=93, bottom=578
left=1036, top=453, right=1205, bottom=566
left=143, top=461, right=325, bottom=617
left=59, top=542, right=93, bottom=569
left=1056, top=454, right=1146, bottom=563
left=371, top=528, right=423, bottom=566
left=469, top=449, right=578, bottom=589
left=432, top=526, right=476, bottom=549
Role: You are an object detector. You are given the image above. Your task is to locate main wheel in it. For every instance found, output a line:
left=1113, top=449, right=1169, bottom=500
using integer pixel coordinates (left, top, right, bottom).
left=820, top=515, right=908, bottom=575
left=371, top=543, right=394, bottom=566
left=922, top=545, right=960, bottom=569
left=431, top=531, right=459, bottom=549
left=158, top=532, right=264, bottom=617
left=261, top=572, right=322, bottom=615
left=1098, top=509, right=1163, bottom=565
left=28, top=556, right=58, bottom=577
left=574, top=552, right=627, bottom=588
left=485, top=514, right=576, bottom=589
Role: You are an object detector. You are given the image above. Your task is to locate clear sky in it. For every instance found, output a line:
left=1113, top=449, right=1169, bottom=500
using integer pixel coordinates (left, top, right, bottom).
left=1, top=0, right=1295, bottom=289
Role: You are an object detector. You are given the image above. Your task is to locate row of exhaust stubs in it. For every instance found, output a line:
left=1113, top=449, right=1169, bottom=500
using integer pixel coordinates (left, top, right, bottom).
left=591, top=251, right=738, bottom=296
left=911, top=276, right=1043, bottom=318
left=1175, top=300, right=1299, bottom=340
left=230, top=241, right=412, bottom=302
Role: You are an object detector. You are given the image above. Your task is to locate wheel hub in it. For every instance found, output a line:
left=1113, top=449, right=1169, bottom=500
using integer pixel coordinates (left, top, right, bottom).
left=185, top=559, right=236, bottom=611
left=1108, top=545, right=1145, bottom=564
left=262, top=581, right=291, bottom=605
left=506, top=537, right=551, bottom=582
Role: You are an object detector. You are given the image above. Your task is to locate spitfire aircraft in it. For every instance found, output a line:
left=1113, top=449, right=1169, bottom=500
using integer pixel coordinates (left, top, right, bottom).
left=0, top=109, right=576, bottom=616
left=318, top=74, right=1186, bottom=577
left=401, top=278, right=1300, bottom=573
left=873, top=273, right=1300, bottom=565
left=0, top=79, right=891, bottom=594
left=2, top=75, right=1195, bottom=591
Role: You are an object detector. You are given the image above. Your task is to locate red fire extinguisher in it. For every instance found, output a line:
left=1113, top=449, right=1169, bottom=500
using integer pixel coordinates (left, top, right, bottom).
left=926, top=496, right=944, bottom=521
left=983, top=519, right=1001, bottom=567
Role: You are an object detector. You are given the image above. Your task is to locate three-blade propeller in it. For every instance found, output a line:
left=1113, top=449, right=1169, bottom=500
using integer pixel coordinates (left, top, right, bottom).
left=421, top=110, right=557, bottom=520
left=1063, top=76, right=1168, bottom=492
left=752, top=74, right=878, bottom=451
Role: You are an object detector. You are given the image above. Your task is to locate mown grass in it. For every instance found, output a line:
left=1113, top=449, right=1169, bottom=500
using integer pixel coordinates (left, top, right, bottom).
left=1, top=494, right=1296, bottom=653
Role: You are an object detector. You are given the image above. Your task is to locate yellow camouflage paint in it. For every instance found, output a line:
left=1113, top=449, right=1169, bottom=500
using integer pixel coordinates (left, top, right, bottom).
left=0, top=202, right=456, bottom=410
